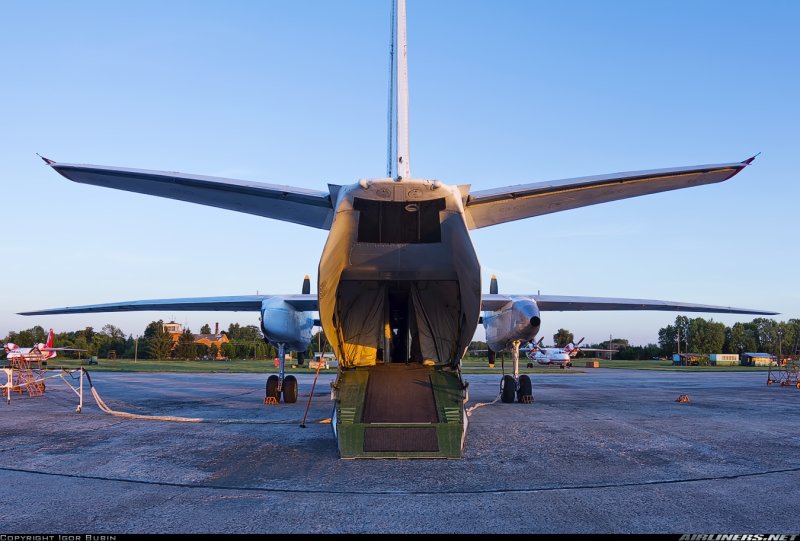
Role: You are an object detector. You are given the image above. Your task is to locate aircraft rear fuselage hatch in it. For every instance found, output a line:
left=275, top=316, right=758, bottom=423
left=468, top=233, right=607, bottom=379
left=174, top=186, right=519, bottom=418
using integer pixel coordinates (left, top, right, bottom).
left=319, top=179, right=480, bottom=369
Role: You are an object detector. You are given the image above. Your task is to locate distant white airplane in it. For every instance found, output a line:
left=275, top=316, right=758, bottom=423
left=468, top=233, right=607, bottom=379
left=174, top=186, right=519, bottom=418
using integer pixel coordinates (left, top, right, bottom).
left=3, top=329, right=83, bottom=363
left=22, top=0, right=775, bottom=458
left=522, top=337, right=616, bottom=369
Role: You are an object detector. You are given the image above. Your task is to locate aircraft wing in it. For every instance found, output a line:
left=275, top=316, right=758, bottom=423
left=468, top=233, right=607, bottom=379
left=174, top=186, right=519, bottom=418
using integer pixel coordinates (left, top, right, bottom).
left=481, top=294, right=777, bottom=315
left=19, top=294, right=319, bottom=316
left=40, top=158, right=336, bottom=230
left=464, top=157, right=756, bottom=229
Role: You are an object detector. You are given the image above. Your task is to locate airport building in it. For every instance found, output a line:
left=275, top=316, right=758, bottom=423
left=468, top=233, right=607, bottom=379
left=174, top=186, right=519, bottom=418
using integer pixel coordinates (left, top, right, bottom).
left=163, top=321, right=229, bottom=359
left=742, top=352, right=777, bottom=367
left=709, top=353, right=739, bottom=366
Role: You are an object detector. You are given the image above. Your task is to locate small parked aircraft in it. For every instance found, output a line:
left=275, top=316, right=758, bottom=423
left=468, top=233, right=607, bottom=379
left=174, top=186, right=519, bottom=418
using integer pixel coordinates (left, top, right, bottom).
left=3, top=329, right=84, bottom=363
left=522, top=337, right=616, bottom=368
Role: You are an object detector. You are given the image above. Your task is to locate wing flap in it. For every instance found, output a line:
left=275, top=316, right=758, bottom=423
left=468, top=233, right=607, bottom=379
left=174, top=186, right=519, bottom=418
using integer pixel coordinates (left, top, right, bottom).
left=481, top=294, right=776, bottom=315
left=19, top=294, right=319, bottom=316
left=465, top=159, right=753, bottom=229
left=46, top=161, right=336, bottom=230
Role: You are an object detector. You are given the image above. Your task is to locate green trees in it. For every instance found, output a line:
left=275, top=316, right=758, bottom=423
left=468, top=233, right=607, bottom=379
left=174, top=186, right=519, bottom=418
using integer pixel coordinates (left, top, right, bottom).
left=144, top=320, right=174, bottom=360
left=175, top=329, right=199, bottom=360
left=658, top=316, right=689, bottom=355
left=226, top=323, right=262, bottom=341
left=686, top=318, right=725, bottom=354
left=725, top=322, right=757, bottom=355
left=553, top=328, right=574, bottom=348
left=656, top=316, right=800, bottom=356
left=200, top=324, right=211, bottom=334
left=5, top=326, right=47, bottom=348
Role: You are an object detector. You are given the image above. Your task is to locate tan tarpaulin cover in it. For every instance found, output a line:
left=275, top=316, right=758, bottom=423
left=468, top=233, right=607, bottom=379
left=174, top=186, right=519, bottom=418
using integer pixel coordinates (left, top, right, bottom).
left=336, top=280, right=386, bottom=366
left=410, top=281, right=460, bottom=364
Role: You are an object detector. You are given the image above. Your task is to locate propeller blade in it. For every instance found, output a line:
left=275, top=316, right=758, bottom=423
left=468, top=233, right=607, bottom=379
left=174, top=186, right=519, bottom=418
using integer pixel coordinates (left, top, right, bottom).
left=302, top=274, right=311, bottom=294
left=490, top=274, right=498, bottom=295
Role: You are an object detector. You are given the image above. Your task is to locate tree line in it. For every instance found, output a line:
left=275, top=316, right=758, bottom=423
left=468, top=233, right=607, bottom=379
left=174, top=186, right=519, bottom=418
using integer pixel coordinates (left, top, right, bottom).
left=546, top=316, right=800, bottom=359
left=2, top=321, right=329, bottom=361
left=465, top=317, right=800, bottom=360
left=5, top=315, right=799, bottom=361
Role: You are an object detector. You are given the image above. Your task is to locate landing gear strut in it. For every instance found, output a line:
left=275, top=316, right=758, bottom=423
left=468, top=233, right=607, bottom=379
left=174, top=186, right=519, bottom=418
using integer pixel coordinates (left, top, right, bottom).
left=265, top=342, right=299, bottom=404
left=500, top=340, right=534, bottom=404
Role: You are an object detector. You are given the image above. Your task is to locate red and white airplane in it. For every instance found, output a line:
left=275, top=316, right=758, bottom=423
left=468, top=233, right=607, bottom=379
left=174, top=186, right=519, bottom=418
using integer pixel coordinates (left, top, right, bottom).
left=523, top=337, right=615, bottom=368
left=3, top=329, right=82, bottom=362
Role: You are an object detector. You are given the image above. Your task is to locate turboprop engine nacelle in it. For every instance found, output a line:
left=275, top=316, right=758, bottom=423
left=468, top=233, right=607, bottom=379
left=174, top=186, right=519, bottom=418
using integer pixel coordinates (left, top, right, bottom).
left=260, top=298, right=314, bottom=352
left=483, top=298, right=541, bottom=353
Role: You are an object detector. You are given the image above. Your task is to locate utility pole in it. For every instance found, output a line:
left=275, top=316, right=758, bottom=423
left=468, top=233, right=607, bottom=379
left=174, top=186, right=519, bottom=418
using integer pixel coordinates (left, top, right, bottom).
left=134, top=336, right=138, bottom=363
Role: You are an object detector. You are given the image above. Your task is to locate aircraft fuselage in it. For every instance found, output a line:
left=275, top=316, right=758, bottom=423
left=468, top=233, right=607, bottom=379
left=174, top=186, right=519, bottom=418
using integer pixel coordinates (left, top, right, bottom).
left=318, top=178, right=481, bottom=368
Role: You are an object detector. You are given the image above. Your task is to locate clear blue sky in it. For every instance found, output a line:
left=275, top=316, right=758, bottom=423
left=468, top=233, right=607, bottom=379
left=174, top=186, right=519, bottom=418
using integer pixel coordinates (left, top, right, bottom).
left=2, top=0, right=798, bottom=346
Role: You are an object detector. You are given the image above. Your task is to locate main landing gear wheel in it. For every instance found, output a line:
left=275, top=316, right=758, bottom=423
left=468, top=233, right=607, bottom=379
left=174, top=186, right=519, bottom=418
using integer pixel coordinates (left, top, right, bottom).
left=501, top=375, right=516, bottom=403
left=266, top=375, right=280, bottom=402
left=283, top=375, right=298, bottom=404
left=517, top=374, right=532, bottom=402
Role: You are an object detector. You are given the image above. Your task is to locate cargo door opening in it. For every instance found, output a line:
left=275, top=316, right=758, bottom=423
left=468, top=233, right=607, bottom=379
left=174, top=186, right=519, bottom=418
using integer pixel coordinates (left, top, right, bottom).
left=387, top=283, right=422, bottom=363
left=336, top=279, right=460, bottom=367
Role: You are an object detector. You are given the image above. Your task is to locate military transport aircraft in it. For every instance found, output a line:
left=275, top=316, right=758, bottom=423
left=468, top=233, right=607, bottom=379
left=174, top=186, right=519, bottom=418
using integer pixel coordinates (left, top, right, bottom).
left=21, top=0, right=775, bottom=458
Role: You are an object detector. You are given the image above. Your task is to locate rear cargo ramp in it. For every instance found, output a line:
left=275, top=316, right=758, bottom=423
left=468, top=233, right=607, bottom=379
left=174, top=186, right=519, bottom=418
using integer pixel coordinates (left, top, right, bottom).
left=335, top=364, right=465, bottom=458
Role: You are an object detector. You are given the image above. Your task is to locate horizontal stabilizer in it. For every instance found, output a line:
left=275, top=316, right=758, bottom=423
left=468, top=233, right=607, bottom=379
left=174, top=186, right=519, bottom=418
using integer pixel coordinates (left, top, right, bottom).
left=465, top=159, right=754, bottom=229
left=481, top=294, right=777, bottom=315
left=19, top=294, right=319, bottom=316
left=43, top=160, right=336, bottom=230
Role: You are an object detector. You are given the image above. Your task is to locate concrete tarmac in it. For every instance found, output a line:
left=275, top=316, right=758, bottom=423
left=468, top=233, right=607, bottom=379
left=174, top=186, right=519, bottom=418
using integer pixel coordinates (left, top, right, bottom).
left=1, top=368, right=798, bottom=534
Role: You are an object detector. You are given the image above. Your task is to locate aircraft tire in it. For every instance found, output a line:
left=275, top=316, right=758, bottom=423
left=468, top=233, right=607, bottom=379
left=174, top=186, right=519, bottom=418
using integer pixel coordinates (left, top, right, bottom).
left=517, top=374, right=532, bottom=402
left=283, top=375, right=298, bottom=404
left=266, top=375, right=280, bottom=402
left=501, top=375, right=516, bottom=403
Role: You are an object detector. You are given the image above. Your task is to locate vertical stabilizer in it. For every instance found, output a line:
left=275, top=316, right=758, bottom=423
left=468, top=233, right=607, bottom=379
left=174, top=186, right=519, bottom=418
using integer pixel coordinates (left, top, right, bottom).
left=46, top=328, right=54, bottom=348
left=396, top=0, right=411, bottom=180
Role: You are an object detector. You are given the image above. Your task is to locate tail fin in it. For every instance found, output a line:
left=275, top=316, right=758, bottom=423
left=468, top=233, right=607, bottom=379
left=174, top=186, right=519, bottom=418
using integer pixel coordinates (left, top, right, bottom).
left=46, top=328, right=54, bottom=348
left=387, top=0, right=411, bottom=180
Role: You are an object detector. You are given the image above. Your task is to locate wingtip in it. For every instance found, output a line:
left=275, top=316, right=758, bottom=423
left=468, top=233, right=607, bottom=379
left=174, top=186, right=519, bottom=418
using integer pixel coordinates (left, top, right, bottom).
left=36, top=153, right=56, bottom=166
left=742, top=152, right=761, bottom=165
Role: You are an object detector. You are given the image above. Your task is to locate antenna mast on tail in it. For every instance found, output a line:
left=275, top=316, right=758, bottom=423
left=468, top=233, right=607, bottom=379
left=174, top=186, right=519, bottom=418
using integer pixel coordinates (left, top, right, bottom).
left=388, top=0, right=411, bottom=181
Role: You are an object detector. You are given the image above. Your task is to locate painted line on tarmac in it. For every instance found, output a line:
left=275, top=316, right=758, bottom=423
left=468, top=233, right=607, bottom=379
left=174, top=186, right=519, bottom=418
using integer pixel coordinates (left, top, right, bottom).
left=1, top=464, right=799, bottom=496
